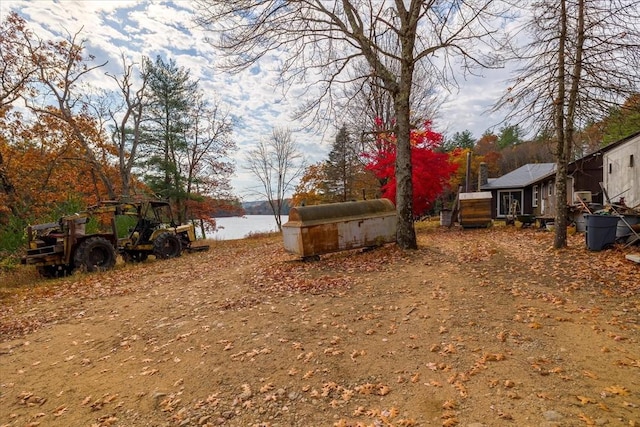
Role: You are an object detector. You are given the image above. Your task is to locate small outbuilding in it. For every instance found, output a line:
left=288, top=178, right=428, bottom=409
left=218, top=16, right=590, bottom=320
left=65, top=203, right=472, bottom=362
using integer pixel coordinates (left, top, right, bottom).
left=458, top=192, right=493, bottom=228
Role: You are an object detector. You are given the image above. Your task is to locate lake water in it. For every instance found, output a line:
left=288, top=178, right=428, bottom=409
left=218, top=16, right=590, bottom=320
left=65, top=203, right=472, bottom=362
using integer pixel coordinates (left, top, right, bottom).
left=207, top=215, right=287, bottom=240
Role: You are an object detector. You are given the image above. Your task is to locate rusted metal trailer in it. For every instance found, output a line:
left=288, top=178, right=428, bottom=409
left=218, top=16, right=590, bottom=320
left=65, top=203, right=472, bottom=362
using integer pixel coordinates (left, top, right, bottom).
left=282, top=199, right=397, bottom=259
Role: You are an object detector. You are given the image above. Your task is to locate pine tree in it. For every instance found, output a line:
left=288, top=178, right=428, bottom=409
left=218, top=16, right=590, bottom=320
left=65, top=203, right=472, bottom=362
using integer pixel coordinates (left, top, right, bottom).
left=142, top=56, right=197, bottom=222
left=443, top=130, right=476, bottom=152
left=325, top=125, right=360, bottom=202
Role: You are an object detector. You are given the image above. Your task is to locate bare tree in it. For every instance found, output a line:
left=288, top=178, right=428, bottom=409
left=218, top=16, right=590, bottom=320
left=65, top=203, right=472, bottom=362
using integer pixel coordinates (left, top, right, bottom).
left=106, top=54, right=148, bottom=198
left=183, top=94, right=236, bottom=208
left=19, top=26, right=115, bottom=199
left=245, top=127, right=306, bottom=230
left=495, top=0, right=640, bottom=248
left=194, top=0, right=506, bottom=249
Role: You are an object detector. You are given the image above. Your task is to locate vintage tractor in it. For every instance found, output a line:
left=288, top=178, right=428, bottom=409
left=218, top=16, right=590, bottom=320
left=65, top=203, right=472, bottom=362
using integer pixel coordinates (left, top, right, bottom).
left=22, top=199, right=207, bottom=277
left=21, top=202, right=121, bottom=277
left=117, top=200, right=205, bottom=262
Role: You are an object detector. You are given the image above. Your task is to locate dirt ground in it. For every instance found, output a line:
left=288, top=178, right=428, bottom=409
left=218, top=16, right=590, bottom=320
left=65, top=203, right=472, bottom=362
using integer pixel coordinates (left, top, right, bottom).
left=0, top=225, right=638, bottom=427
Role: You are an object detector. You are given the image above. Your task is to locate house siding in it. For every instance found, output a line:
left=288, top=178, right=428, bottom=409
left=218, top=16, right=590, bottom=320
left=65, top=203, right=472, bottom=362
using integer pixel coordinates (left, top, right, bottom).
left=603, top=134, right=640, bottom=207
left=479, top=134, right=638, bottom=221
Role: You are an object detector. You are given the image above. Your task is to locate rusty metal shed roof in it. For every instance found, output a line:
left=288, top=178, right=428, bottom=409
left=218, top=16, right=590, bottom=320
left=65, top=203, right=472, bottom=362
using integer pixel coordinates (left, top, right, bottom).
left=286, top=199, right=395, bottom=223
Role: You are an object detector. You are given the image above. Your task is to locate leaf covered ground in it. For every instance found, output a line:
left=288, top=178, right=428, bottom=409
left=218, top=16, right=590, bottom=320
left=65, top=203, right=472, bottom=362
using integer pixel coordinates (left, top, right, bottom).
left=0, top=226, right=638, bottom=427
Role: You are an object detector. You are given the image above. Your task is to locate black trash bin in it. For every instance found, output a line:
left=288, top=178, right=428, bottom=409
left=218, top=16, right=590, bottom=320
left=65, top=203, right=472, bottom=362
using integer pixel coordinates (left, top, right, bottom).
left=584, top=214, right=619, bottom=251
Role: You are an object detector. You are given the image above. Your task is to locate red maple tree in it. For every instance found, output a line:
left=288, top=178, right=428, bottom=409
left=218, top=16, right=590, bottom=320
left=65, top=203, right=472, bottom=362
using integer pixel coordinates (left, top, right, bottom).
left=365, top=119, right=458, bottom=216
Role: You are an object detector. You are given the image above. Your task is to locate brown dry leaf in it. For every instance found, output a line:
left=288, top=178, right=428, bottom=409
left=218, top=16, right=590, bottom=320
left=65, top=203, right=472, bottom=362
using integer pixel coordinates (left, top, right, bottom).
left=377, top=384, right=391, bottom=396
left=442, top=400, right=457, bottom=410
left=259, top=383, right=274, bottom=393
left=442, top=343, right=457, bottom=354
left=387, top=407, right=399, bottom=418
left=483, top=353, right=506, bottom=362
left=604, top=385, right=630, bottom=396
left=355, top=383, right=375, bottom=395
left=442, top=417, right=459, bottom=426
left=453, top=381, right=467, bottom=397
left=352, top=406, right=366, bottom=416
left=578, top=413, right=596, bottom=425
left=366, top=408, right=381, bottom=417
left=577, top=395, right=596, bottom=405
left=341, top=389, right=354, bottom=402
left=52, top=405, right=67, bottom=417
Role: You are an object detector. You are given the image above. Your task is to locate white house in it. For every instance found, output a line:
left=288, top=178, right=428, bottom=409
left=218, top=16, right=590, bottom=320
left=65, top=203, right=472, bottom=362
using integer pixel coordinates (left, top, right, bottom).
left=602, top=132, right=640, bottom=208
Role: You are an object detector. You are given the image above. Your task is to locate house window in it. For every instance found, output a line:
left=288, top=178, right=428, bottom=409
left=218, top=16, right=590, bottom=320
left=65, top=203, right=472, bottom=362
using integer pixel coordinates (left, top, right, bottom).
left=609, top=163, right=612, bottom=174
left=548, top=182, right=553, bottom=196
left=631, top=154, right=635, bottom=167
left=497, top=190, right=523, bottom=217
left=532, top=185, right=539, bottom=208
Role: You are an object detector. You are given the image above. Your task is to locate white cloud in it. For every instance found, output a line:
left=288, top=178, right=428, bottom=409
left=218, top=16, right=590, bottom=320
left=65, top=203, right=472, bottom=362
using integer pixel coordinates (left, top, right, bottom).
left=2, top=1, right=517, bottom=197
left=438, top=69, right=513, bottom=139
left=2, top=0, right=328, bottom=199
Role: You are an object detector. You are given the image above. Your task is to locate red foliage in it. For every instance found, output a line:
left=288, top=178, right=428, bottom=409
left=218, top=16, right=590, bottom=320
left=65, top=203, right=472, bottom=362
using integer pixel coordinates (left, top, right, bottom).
left=365, top=120, right=458, bottom=216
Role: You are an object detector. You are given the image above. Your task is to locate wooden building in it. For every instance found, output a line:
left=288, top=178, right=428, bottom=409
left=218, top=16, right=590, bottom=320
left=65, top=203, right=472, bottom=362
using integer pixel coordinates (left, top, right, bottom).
left=479, top=131, right=640, bottom=221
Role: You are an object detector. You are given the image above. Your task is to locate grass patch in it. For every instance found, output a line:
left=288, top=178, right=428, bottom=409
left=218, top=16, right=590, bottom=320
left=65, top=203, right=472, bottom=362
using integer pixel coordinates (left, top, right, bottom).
left=414, top=218, right=442, bottom=231
left=245, top=230, right=281, bottom=239
left=0, top=264, right=44, bottom=300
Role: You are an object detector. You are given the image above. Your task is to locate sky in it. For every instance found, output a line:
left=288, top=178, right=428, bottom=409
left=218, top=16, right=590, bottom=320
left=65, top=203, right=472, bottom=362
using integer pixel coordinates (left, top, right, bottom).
left=2, top=1, right=515, bottom=200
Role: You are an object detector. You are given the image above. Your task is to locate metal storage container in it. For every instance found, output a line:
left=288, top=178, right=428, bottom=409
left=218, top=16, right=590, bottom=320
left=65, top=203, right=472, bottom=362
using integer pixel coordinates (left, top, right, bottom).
left=282, top=199, right=397, bottom=259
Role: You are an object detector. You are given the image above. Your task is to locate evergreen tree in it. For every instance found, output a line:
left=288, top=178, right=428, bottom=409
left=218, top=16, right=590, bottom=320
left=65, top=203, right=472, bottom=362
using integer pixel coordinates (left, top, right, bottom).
left=497, top=124, right=523, bottom=149
left=443, top=130, right=475, bottom=151
left=325, top=125, right=360, bottom=202
left=142, top=56, right=197, bottom=222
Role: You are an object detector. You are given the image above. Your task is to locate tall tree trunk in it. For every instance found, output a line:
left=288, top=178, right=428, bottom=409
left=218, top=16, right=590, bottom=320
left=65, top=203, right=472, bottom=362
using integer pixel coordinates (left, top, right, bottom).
left=553, top=0, right=568, bottom=249
left=394, top=82, right=416, bottom=250
left=0, top=152, right=19, bottom=217
left=554, top=0, right=584, bottom=249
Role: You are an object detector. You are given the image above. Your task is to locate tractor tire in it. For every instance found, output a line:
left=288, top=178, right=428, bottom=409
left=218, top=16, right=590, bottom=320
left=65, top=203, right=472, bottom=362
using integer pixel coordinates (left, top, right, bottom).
left=74, top=237, right=117, bottom=272
left=122, top=251, right=149, bottom=263
left=153, top=232, right=182, bottom=259
left=37, top=265, right=71, bottom=278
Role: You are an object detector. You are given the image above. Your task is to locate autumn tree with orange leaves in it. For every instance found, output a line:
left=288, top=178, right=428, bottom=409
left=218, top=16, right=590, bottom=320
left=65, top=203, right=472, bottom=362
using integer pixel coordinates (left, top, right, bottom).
left=0, top=12, right=236, bottom=254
